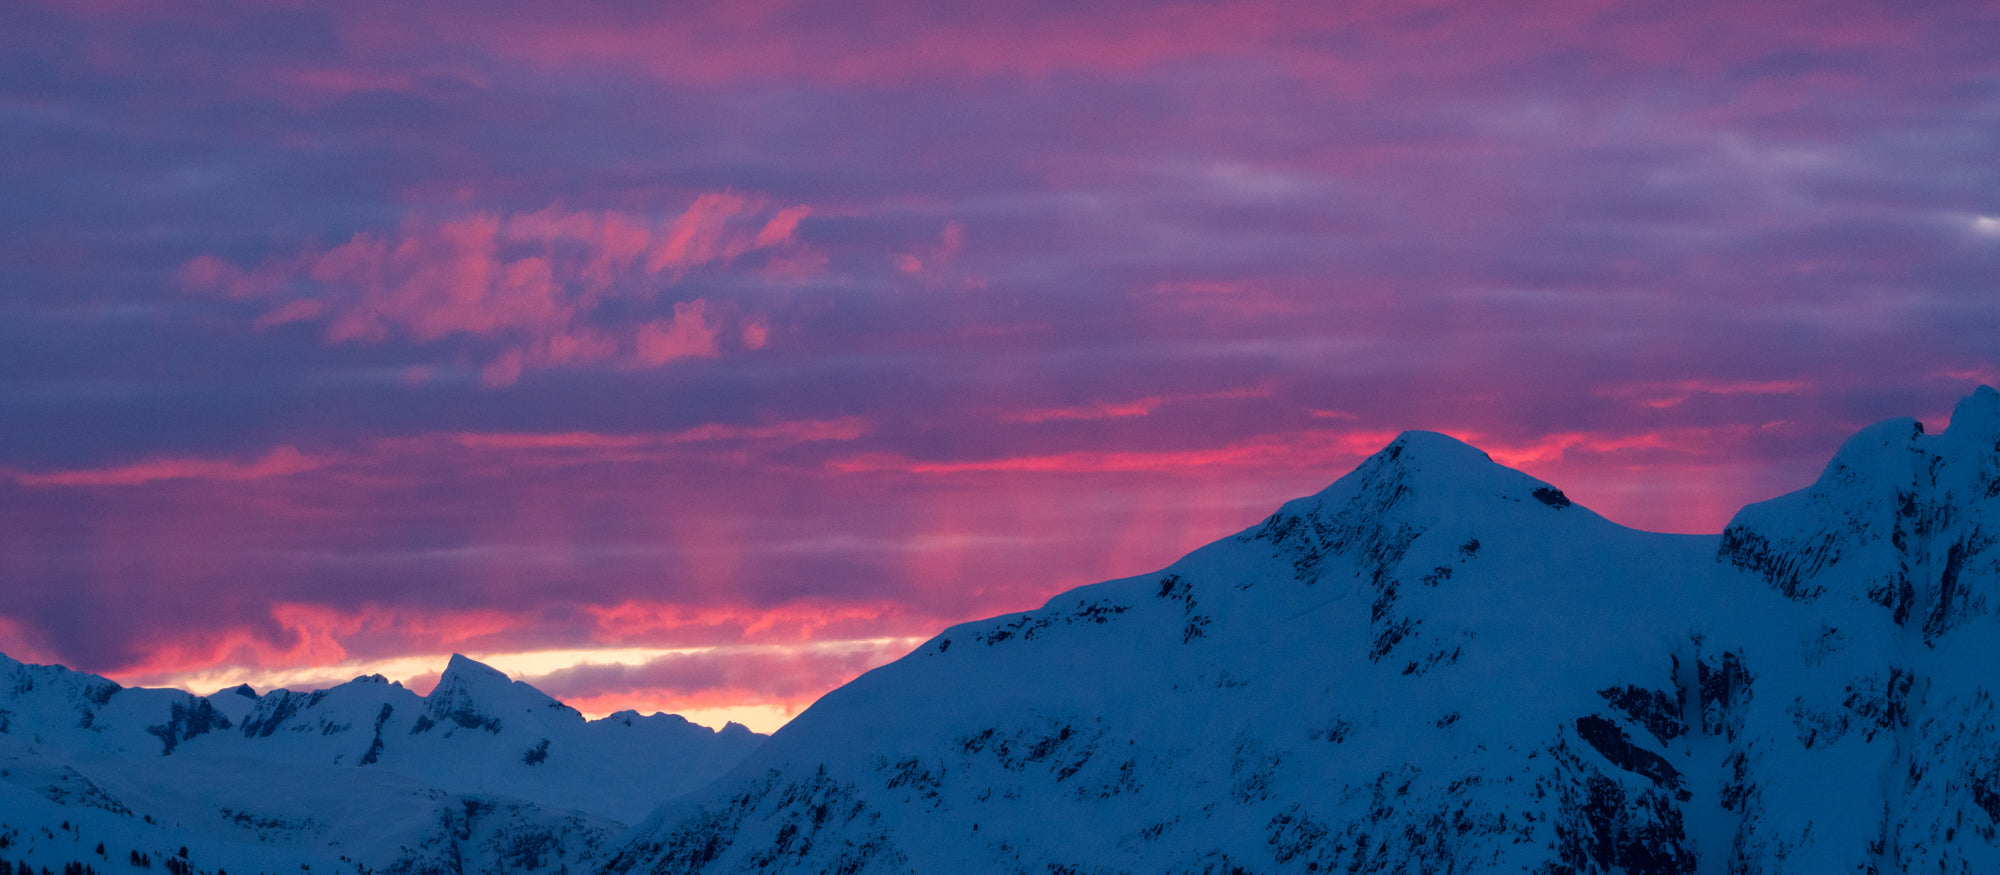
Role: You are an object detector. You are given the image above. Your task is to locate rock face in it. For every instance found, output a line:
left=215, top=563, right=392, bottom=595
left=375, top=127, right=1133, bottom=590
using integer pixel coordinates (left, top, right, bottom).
left=0, top=654, right=764, bottom=875
left=1709, top=386, right=2000, bottom=873
left=603, top=387, right=2000, bottom=874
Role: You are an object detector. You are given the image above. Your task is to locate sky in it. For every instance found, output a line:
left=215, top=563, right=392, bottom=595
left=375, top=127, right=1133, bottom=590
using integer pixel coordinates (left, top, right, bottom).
left=2, top=0, right=1997, bottom=732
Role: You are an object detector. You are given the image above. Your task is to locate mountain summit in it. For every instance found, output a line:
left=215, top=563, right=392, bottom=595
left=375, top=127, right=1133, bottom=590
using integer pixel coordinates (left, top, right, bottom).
left=604, top=387, right=2000, bottom=875
left=420, top=652, right=580, bottom=734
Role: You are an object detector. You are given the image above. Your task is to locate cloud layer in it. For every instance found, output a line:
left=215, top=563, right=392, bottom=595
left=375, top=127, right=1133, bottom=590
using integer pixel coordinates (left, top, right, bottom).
left=181, top=199, right=801, bottom=385
left=2, top=0, right=1997, bottom=729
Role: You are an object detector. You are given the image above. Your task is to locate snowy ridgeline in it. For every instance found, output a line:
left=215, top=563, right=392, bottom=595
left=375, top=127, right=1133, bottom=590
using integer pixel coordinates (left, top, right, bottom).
left=0, top=653, right=762, bottom=875
left=9, top=386, right=2000, bottom=875
left=604, top=386, right=2000, bottom=874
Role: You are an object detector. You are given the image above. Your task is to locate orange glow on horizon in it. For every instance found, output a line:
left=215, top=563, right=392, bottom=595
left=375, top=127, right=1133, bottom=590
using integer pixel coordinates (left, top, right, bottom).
left=120, top=635, right=932, bottom=735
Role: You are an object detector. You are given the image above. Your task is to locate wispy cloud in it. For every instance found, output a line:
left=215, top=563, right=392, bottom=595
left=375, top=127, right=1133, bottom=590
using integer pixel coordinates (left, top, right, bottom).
left=833, top=429, right=1400, bottom=475
left=1595, top=379, right=1813, bottom=409
left=181, top=199, right=809, bottom=386
left=12, top=446, right=325, bottom=487
left=998, top=386, right=1273, bottom=423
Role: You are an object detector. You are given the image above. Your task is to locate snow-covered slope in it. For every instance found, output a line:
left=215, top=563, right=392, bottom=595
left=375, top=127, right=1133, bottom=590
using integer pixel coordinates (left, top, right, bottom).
left=0, top=654, right=763, bottom=875
left=602, top=386, right=2000, bottom=874
left=1710, top=386, right=2000, bottom=872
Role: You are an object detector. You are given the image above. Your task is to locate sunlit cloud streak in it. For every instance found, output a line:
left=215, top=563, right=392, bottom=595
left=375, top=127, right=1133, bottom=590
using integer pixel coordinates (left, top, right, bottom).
left=12, top=446, right=327, bottom=487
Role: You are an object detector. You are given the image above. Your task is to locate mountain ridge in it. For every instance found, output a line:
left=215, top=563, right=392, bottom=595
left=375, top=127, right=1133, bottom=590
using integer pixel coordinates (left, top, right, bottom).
left=8, top=387, right=2000, bottom=874
left=604, top=386, right=2000, bottom=874
left=0, top=652, right=764, bottom=875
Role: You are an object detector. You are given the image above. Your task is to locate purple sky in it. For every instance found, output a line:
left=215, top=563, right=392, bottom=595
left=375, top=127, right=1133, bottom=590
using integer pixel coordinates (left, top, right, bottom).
left=3, top=0, right=1997, bottom=730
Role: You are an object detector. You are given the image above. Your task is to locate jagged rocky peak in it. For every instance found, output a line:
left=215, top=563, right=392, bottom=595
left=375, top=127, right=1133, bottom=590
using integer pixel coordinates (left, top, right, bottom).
left=434, top=652, right=512, bottom=694
left=418, top=653, right=578, bottom=734
left=0, top=652, right=768, bottom=875
left=1, top=650, right=122, bottom=698
left=1719, top=385, right=2000, bottom=637
left=0, top=651, right=126, bottom=735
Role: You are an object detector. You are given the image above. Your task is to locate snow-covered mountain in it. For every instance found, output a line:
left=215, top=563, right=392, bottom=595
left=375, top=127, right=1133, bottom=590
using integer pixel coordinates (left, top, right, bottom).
left=9, top=388, right=1999, bottom=875
left=601, top=386, right=2000, bottom=874
left=0, top=654, right=762, bottom=875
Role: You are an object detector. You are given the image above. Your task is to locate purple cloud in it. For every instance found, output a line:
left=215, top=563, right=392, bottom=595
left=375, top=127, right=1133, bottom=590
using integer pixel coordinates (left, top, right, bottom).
left=1, top=0, right=1996, bottom=724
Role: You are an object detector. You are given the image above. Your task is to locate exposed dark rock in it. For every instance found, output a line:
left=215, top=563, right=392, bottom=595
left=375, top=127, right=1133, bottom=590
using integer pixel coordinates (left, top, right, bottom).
left=1574, top=716, right=1683, bottom=793
left=1598, top=685, right=1686, bottom=744
left=1531, top=487, right=1571, bottom=509
left=145, top=698, right=232, bottom=756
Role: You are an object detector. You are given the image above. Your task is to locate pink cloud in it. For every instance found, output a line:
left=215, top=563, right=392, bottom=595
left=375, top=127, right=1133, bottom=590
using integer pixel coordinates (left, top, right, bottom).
left=1003, top=399, right=1157, bottom=422
left=647, top=193, right=764, bottom=275
left=180, top=197, right=808, bottom=384
left=444, top=418, right=868, bottom=454
left=1595, top=379, right=1813, bottom=409
left=180, top=254, right=268, bottom=300
left=1144, top=279, right=1302, bottom=318
left=1472, top=430, right=1682, bottom=469
left=894, top=220, right=966, bottom=277
left=1937, top=366, right=2000, bottom=386
left=109, top=602, right=536, bottom=685
left=658, top=417, right=869, bottom=444
left=754, top=206, right=812, bottom=248
left=341, top=2, right=1967, bottom=99
left=635, top=300, right=722, bottom=366
left=0, top=615, right=58, bottom=667
left=12, top=446, right=325, bottom=488
left=1444, top=422, right=1826, bottom=533
left=999, top=386, right=1274, bottom=423
left=252, top=297, right=330, bottom=329
left=833, top=428, right=1402, bottom=476
left=450, top=432, right=658, bottom=452
left=480, top=349, right=526, bottom=388
left=10, top=417, right=871, bottom=498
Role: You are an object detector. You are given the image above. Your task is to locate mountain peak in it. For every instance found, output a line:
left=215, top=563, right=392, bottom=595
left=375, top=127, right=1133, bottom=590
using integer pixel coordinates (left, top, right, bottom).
left=1944, top=383, right=2000, bottom=444
left=419, top=653, right=580, bottom=735
left=1362, top=430, right=1500, bottom=482
left=1387, top=428, right=1495, bottom=462
left=440, top=652, right=509, bottom=685
left=420, top=654, right=523, bottom=734
left=1720, top=385, right=2000, bottom=628
left=1259, top=428, right=1594, bottom=535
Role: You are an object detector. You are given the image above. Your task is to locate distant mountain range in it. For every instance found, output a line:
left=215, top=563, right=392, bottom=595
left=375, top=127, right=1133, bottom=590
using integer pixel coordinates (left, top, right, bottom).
left=0, top=651, right=760, bottom=875
left=8, top=386, right=2000, bottom=874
